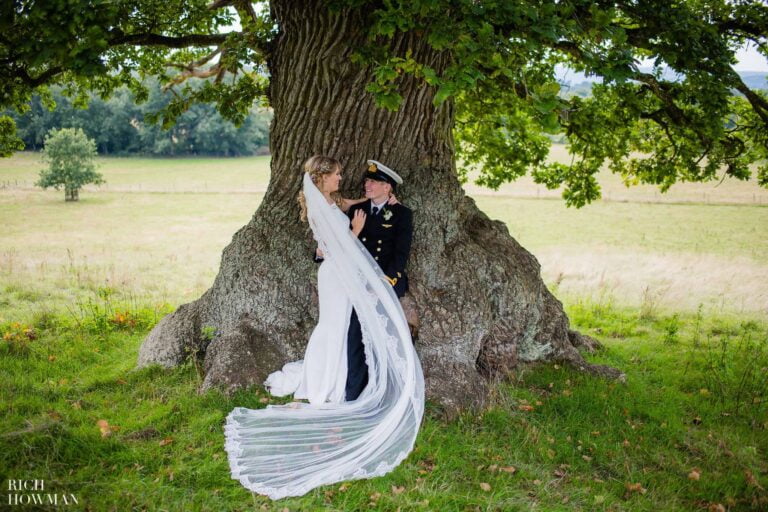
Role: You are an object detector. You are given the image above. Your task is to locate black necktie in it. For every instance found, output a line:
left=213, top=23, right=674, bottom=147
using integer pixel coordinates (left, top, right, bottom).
left=372, top=206, right=380, bottom=215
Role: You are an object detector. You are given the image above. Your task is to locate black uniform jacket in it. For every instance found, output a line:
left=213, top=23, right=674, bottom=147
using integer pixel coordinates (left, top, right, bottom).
left=347, top=199, right=413, bottom=298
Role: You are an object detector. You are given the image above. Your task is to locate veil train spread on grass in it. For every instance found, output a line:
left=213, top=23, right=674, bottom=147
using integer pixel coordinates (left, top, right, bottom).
left=223, top=172, right=425, bottom=499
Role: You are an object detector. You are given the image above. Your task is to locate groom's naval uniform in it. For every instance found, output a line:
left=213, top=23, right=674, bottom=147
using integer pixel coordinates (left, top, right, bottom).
left=345, top=161, right=413, bottom=401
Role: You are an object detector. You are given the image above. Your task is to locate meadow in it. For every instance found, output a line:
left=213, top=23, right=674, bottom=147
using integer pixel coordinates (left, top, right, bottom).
left=1, top=149, right=767, bottom=510
left=2, top=150, right=767, bottom=319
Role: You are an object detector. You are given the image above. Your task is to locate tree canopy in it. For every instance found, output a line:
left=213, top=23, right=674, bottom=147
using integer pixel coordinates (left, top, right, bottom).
left=6, top=80, right=271, bottom=156
left=36, top=127, right=104, bottom=201
left=2, top=0, right=767, bottom=205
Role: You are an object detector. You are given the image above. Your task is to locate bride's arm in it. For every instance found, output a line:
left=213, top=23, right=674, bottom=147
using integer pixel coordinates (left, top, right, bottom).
left=341, top=197, right=366, bottom=212
left=341, top=194, right=399, bottom=212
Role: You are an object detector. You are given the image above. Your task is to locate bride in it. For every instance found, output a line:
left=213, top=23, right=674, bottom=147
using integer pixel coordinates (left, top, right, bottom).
left=224, top=155, right=425, bottom=500
left=261, top=155, right=393, bottom=404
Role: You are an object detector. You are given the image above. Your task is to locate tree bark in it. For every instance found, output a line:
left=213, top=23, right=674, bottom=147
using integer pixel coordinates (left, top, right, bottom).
left=136, top=0, right=622, bottom=415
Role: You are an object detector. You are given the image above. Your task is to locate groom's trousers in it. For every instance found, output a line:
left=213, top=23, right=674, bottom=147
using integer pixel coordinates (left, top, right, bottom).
left=345, top=309, right=368, bottom=401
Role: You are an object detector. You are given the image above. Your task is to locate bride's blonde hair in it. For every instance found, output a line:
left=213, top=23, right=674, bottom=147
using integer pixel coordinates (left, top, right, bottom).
left=298, top=155, right=344, bottom=222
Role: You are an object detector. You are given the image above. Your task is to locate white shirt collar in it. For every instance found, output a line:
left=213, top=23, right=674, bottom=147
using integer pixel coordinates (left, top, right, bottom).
left=371, top=199, right=387, bottom=211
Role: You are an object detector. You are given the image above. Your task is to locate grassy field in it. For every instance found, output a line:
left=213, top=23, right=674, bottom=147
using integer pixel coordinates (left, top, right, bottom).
left=1, top=150, right=767, bottom=510
left=1, top=300, right=766, bottom=510
left=1, top=150, right=766, bottom=319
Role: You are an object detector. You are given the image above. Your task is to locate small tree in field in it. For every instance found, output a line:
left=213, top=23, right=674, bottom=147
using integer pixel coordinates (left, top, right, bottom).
left=36, top=127, right=104, bottom=201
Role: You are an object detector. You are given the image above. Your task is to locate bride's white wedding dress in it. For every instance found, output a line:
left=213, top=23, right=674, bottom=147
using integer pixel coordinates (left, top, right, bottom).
left=223, top=172, right=424, bottom=500
left=262, top=204, right=352, bottom=405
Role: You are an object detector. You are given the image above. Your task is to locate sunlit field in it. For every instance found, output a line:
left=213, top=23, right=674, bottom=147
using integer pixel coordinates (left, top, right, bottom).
left=1, top=148, right=766, bottom=321
left=2, top=149, right=767, bottom=511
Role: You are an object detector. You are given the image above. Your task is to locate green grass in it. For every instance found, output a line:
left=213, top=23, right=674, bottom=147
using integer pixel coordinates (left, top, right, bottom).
left=1, top=299, right=766, bottom=511
left=476, top=197, right=768, bottom=260
left=0, top=152, right=272, bottom=192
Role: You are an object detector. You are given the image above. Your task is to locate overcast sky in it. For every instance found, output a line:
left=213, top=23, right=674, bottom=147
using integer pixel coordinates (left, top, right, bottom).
left=733, top=43, right=768, bottom=71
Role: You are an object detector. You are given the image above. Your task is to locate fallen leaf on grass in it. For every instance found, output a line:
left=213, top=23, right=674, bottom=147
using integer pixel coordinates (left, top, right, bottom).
left=479, top=482, right=491, bottom=491
left=159, top=437, right=173, bottom=447
left=745, top=470, right=765, bottom=490
left=499, top=466, right=516, bottom=473
left=688, top=469, right=701, bottom=481
left=391, top=485, right=405, bottom=495
left=418, top=458, right=436, bottom=472
left=625, top=482, right=647, bottom=494
left=96, top=419, right=117, bottom=438
left=518, top=405, right=535, bottom=412
left=708, top=504, right=726, bottom=512
left=125, top=428, right=160, bottom=441
left=369, top=491, right=382, bottom=501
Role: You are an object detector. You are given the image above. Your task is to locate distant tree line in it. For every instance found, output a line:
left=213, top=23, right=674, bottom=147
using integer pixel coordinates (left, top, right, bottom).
left=6, top=78, right=271, bottom=157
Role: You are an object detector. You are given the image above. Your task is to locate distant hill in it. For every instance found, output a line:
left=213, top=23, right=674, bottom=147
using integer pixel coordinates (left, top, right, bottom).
left=738, top=71, right=768, bottom=90
left=557, top=66, right=768, bottom=96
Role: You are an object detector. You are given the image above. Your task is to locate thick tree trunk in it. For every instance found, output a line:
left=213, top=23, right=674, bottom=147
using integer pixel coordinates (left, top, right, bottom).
left=136, top=0, right=622, bottom=415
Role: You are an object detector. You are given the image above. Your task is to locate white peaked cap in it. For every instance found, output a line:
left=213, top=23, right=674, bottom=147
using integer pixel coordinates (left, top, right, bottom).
left=367, top=159, right=403, bottom=185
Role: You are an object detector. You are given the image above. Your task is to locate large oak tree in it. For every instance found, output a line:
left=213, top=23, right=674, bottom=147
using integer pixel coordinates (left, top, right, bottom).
left=2, top=0, right=766, bottom=413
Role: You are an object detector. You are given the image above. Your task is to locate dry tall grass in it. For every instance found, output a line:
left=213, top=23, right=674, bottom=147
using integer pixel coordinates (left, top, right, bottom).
left=1, top=150, right=766, bottom=321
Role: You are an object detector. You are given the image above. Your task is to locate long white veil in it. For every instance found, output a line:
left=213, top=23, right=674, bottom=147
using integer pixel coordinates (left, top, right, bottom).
left=223, top=172, right=425, bottom=499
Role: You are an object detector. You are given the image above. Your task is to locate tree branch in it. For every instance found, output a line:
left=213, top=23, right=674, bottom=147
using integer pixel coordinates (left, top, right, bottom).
left=163, top=48, right=229, bottom=90
left=207, top=0, right=236, bottom=9
left=733, top=80, right=768, bottom=125
left=107, top=31, right=233, bottom=48
left=234, top=1, right=260, bottom=27
left=163, top=62, right=223, bottom=90
left=15, top=65, right=64, bottom=87
left=167, top=48, right=222, bottom=71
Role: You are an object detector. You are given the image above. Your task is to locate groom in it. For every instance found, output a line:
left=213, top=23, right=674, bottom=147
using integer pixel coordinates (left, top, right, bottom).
left=345, top=160, right=413, bottom=401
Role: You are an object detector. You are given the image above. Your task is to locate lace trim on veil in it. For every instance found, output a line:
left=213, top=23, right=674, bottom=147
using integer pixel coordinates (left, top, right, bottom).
left=223, top=172, right=425, bottom=500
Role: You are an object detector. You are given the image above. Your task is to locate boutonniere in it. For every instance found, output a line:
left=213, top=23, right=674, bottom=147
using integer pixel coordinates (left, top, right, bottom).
left=382, top=209, right=393, bottom=221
